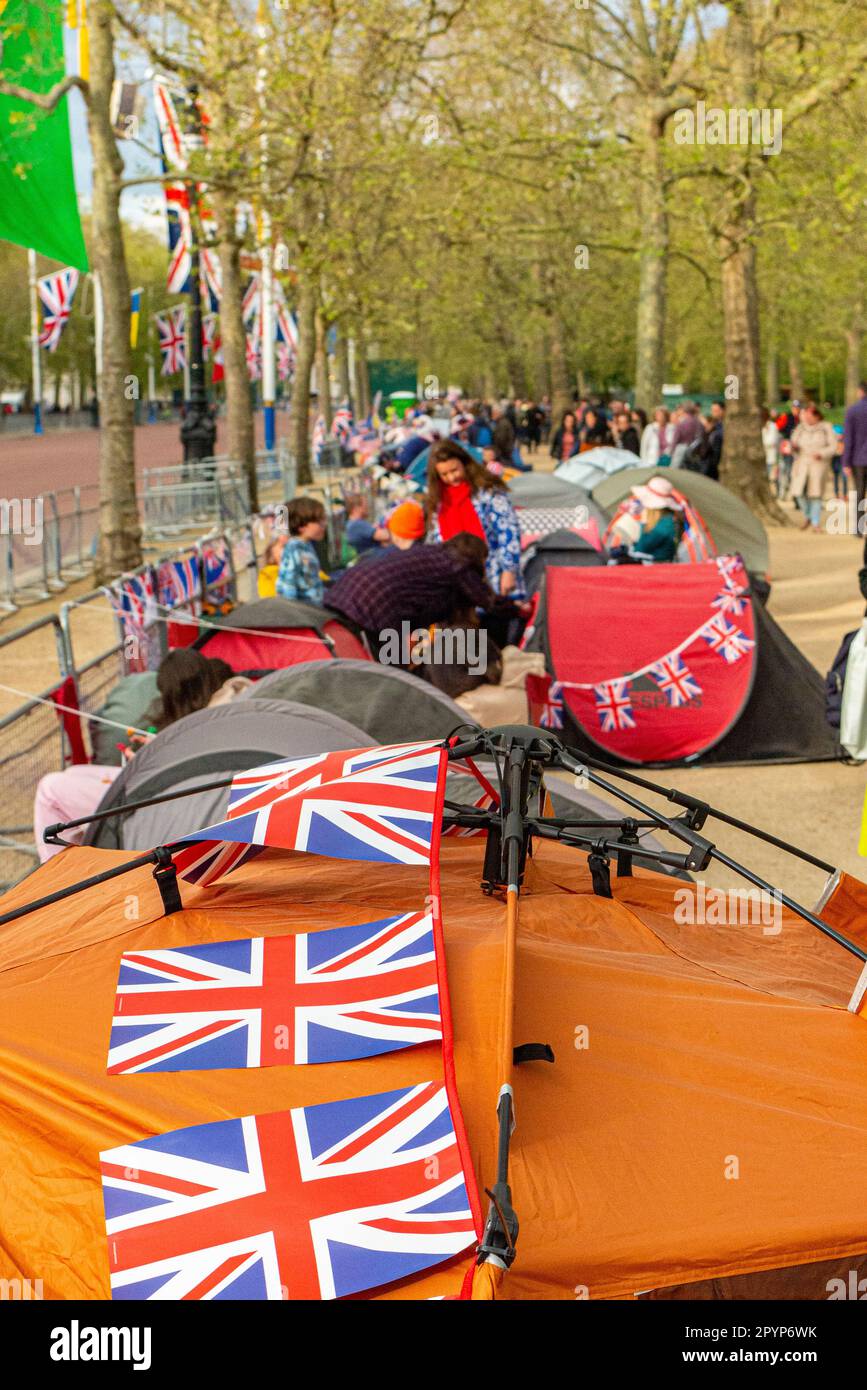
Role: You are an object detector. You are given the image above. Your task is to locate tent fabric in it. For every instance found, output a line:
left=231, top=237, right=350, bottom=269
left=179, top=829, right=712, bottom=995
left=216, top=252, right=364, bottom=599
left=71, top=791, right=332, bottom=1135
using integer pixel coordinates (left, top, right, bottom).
left=534, top=562, right=838, bottom=766
left=244, top=659, right=474, bottom=746
left=84, top=700, right=374, bottom=852
left=545, top=560, right=757, bottom=763
left=506, top=472, right=609, bottom=527
left=194, top=598, right=369, bottom=670
left=522, top=529, right=608, bottom=596
left=4, top=839, right=867, bottom=1300
left=554, top=445, right=640, bottom=491
left=593, top=467, right=770, bottom=576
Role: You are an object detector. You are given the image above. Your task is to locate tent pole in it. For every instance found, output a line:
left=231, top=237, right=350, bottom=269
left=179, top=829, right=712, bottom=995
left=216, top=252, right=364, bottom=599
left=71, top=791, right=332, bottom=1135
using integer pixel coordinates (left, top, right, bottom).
left=0, top=850, right=160, bottom=927
left=568, top=750, right=835, bottom=875
left=42, top=773, right=236, bottom=844
left=709, top=847, right=867, bottom=963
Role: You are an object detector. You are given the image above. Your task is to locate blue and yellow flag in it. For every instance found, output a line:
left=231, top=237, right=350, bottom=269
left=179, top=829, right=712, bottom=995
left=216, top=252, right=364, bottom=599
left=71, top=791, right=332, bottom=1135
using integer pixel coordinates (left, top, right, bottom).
left=129, top=287, right=142, bottom=348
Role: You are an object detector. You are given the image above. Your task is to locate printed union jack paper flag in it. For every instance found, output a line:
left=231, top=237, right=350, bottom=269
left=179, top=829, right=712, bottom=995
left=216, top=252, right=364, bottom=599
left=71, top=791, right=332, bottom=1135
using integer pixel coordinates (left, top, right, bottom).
left=701, top=614, right=755, bottom=664
left=177, top=743, right=447, bottom=878
left=107, top=910, right=441, bottom=1074
left=649, top=654, right=702, bottom=708
left=593, top=679, right=636, bottom=733
left=100, top=1082, right=477, bottom=1300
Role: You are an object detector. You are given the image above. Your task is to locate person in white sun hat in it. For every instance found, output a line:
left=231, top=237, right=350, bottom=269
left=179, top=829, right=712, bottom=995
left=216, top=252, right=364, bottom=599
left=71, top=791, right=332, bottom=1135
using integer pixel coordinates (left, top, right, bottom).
left=629, top=475, right=684, bottom=562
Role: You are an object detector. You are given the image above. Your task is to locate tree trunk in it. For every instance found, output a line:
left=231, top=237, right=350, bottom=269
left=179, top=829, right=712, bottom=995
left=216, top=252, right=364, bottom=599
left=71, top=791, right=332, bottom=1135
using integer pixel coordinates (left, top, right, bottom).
left=211, top=187, right=257, bottom=510
left=845, top=298, right=865, bottom=405
left=336, top=329, right=351, bottom=409
left=353, top=326, right=370, bottom=417
left=788, top=349, right=805, bottom=402
left=633, top=116, right=669, bottom=413
left=289, top=278, right=316, bottom=484
left=548, top=319, right=572, bottom=423
left=718, top=0, right=775, bottom=515
left=88, top=2, right=140, bottom=579
left=314, top=307, right=332, bottom=430
left=765, top=341, right=779, bottom=409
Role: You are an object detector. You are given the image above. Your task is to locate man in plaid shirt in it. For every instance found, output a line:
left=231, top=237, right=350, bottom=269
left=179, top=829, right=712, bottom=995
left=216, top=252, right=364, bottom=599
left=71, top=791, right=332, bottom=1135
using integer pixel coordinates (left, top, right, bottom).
left=326, top=534, right=494, bottom=650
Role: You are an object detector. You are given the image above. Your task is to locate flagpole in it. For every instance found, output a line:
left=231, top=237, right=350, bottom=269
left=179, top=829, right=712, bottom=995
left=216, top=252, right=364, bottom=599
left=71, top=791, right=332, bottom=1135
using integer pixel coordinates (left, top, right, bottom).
left=27, top=249, right=44, bottom=436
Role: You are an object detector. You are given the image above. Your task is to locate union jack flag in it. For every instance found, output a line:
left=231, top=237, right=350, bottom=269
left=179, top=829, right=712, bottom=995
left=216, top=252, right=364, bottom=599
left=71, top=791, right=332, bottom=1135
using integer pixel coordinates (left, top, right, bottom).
left=242, top=274, right=261, bottom=333
left=712, top=557, right=749, bottom=617
left=332, top=406, right=353, bottom=442
left=100, top=1082, right=477, bottom=1299
left=201, top=313, right=217, bottom=362
left=246, top=334, right=262, bottom=382
left=276, top=301, right=297, bottom=348
left=37, top=268, right=80, bottom=351
left=178, top=742, right=446, bottom=873
left=161, top=554, right=199, bottom=605
left=701, top=614, right=755, bottom=664
left=539, top=679, right=565, bottom=730
left=442, top=758, right=499, bottom=839
left=648, top=653, right=702, bottom=708
left=107, top=910, right=440, bottom=1074
left=277, top=341, right=293, bottom=380
left=593, top=679, right=636, bottom=732
left=171, top=838, right=262, bottom=889
left=156, top=306, right=186, bottom=376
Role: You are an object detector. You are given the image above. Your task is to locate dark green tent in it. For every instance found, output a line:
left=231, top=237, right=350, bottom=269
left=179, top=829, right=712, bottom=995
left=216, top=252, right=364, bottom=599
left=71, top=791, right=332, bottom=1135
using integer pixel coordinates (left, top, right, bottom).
left=592, top=467, right=770, bottom=575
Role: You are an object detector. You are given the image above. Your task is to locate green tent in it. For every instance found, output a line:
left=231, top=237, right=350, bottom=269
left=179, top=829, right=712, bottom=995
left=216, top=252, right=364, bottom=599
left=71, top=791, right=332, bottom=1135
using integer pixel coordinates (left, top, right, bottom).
left=592, top=466, right=770, bottom=575
left=0, top=1, right=88, bottom=270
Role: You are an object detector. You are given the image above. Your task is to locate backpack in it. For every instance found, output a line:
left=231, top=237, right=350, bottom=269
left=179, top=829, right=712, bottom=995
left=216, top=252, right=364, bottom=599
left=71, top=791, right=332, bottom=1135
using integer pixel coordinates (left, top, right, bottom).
left=826, top=628, right=858, bottom=730
left=681, top=434, right=710, bottom=473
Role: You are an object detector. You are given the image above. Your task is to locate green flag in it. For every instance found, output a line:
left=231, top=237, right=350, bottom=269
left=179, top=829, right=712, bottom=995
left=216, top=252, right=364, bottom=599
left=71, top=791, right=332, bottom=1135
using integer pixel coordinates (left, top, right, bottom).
left=0, top=1, right=88, bottom=270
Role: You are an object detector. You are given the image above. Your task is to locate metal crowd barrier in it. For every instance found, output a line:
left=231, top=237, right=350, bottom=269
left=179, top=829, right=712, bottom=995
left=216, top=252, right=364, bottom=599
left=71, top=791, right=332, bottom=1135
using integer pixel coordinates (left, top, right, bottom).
left=0, top=455, right=390, bottom=888
left=141, top=447, right=297, bottom=541
left=0, top=615, right=73, bottom=890
left=0, top=486, right=100, bottom=615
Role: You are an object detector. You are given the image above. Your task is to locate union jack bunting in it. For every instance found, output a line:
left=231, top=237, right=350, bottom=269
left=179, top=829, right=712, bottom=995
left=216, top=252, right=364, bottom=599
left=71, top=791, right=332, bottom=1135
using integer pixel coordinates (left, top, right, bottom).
left=100, top=1082, right=477, bottom=1299
left=178, top=742, right=446, bottom=874
left=593, top=679, right=636, bottom=733
left=701, top=614, right=755, bottom=664
left=203, top=542, right=229, bottom=590
left=156, top=306, right=186, bottom=376
left=648, top=654, right=702, bottom=708
left=712, top=557, right=749, bottom=617
left=37, top=268, right=80, bottom=351
left=163, top=554, right=199, bottom=606
left=107, top=910, right=440, bottom=1074
left=539, top=679, right=565, bottom=730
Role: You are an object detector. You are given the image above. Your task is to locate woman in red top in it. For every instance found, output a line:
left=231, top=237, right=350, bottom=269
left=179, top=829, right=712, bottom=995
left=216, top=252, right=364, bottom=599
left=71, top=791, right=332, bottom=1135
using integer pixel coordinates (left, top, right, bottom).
left=425, top=440, right=525, bottom=598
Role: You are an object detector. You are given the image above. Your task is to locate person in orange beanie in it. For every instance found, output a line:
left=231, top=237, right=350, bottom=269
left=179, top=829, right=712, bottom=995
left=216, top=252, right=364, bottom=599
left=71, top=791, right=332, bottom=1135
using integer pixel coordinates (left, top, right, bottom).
left=385, top=500, right=427, bottom=550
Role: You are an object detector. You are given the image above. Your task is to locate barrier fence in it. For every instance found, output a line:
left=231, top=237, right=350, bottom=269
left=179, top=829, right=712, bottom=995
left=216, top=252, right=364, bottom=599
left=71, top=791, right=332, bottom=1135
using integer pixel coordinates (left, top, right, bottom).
left=0, top=453, right=389, bottom=887
left=0, top=521, right=259, bottom=890
left=1, top=485, right=100, bottom=614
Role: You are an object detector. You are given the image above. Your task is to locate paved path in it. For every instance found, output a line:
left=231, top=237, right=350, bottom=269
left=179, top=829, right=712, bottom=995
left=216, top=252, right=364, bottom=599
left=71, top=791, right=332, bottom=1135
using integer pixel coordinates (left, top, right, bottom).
left=0, top=415, right=282, bottom=499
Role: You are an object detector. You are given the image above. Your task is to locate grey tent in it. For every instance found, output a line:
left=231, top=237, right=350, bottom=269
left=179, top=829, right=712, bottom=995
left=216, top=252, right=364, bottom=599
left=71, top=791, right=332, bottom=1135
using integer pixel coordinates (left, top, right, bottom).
left=85, top=699, right=373, bottom=851
left=522, top=529, right=608, bottom=595
left=592, top=466, right=770, bottom=575
left=244, top=659, right=472, bottom=744
left=554, top=446, right=640, bottom=491
left=507, top=472, right=608, bottom=529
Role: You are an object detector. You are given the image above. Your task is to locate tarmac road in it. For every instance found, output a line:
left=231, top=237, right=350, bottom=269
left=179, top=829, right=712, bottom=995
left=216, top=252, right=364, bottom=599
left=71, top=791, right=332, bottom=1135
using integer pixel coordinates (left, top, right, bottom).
left=0, top=415, right=280, bottom=499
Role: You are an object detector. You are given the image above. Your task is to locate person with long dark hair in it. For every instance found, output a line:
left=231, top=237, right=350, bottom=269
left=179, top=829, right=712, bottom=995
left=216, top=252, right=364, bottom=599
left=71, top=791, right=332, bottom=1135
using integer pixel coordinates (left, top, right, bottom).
left=425, top=438, right=525, bottom=597
left=579, top=406, right=613, bottom=450
left=549, top=409, right=581, bottom=462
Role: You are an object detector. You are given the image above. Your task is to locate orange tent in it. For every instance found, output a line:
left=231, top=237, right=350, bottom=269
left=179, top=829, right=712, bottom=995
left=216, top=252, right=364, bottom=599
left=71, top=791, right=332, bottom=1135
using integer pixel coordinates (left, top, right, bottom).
left=2, top=840, right=867, bottom=1300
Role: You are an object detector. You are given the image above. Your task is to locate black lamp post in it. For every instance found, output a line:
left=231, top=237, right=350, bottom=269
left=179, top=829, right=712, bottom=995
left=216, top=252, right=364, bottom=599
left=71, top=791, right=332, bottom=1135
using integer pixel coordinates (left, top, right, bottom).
left=179, top=86, right=216, bottom=465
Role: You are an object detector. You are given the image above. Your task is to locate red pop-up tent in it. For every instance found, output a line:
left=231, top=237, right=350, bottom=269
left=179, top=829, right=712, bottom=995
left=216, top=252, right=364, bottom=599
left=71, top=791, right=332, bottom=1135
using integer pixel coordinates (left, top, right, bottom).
left=526, top=557, right=838, bottom=766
